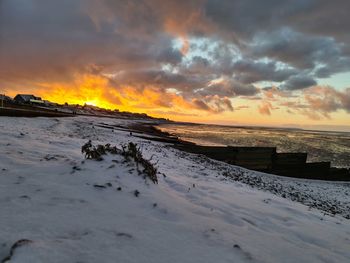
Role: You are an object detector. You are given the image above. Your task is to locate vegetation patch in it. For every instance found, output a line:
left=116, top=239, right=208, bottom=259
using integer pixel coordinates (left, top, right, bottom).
left=81, top=140, right=158, bottom=184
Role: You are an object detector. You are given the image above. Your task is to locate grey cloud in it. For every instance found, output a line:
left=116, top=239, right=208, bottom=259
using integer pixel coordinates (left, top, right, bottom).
left=230, top=81, right=259, bottom=96
left=182, top=39, right=242, bottom=76
left=204, top=0, right=315, bottom=39
left=314, top=57, right=350, bottom=78
left=232, top=59, right=298, bottom=84
left=251, top=28, right=344, bottom=70
left=211, top=96, right=234, bottom=112
left=289, top=1, right=350, bottom=46
left=1, top=0, right=350, bottom=115
left=204, top=2, right=350, bottom=82
left=183, top=56, right=211, bottom=75
left=110, top=69, right=206, bottom=94
left=197, top=79, right=259, bottom=97
left=222, top=97, right=234, bottom=111
left=156, top=47, right=183, bottom=65
left=192, top=98, right=211, bottom=111
left=204, top=0, right=350, bottom=49
left=193, top=96, right=234, bottom=113
left=0, top=0, right=182, bottom=82
left=281, top=75, right=317, bottom=90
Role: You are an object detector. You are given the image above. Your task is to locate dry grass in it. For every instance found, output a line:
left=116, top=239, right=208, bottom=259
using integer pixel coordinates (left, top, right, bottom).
left=81, top=140, right=158, bottom=184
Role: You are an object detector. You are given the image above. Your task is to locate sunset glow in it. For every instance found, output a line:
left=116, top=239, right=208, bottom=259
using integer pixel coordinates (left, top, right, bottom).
left=1, top=2, right=350, bottom=261
left=1, top=1, right=350, bottom=130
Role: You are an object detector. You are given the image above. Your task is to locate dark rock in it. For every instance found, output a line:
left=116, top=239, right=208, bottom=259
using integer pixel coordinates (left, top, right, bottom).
left=93, top=184, right=106, bottom=189
left=116, top=232, right=133, bottom=238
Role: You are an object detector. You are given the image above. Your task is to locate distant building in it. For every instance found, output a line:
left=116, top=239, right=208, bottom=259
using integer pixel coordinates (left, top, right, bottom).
left=0, top=94, right=12, bottom=102
left=14, top=94, right=45, bottom=105
left=1, top=94, right=12, bottom=107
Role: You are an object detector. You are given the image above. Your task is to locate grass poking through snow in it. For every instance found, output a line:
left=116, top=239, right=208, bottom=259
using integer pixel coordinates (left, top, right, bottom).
left=82, top=140, right=158, bottom=184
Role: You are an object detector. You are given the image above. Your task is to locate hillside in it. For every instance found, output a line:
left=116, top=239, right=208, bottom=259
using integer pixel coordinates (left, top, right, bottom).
left=0, top=116, right=349, bottom=263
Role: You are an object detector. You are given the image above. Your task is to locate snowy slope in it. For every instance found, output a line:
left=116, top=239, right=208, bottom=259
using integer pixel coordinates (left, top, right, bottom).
left=0, top=116, right=349, bottom=263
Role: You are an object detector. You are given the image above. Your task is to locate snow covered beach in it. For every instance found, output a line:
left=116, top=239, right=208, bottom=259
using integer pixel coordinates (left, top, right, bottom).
left=0, top=116, right=350, bottom=262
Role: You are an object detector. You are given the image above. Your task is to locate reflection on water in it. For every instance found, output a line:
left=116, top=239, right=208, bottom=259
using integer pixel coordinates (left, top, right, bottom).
left=158, top=123, right=350, bottom=168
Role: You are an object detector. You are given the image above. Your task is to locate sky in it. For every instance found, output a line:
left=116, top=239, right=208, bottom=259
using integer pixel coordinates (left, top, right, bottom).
left=1, top=0, right=350, bottom=130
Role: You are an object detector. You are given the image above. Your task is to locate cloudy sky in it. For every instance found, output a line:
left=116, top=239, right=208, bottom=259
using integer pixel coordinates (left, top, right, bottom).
left=1, top=0, right=350, bottom=129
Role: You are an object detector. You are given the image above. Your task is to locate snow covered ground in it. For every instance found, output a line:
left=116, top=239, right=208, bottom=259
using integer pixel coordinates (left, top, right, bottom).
left=0, top=116, right=349, bottom=263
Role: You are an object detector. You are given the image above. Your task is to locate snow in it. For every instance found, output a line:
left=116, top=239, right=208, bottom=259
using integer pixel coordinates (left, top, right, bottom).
left=0, top=116, right=349, bottom=263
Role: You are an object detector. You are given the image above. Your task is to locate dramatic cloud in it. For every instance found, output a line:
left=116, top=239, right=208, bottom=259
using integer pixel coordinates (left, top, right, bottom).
left=304, top=86, right=350, bottom=114
left=259, top=86, right=350, bottom=120
left=1, top=0, right=350, bottom=123
left=198, top=78, right=259, bottom=97
left=280, top=74, right=317, bottom=91
left=232, top=59, right=298, bottom=84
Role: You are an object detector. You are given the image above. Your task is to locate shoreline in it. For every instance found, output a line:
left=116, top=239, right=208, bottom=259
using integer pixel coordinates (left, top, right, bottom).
left=1, top=115, right=350, bottom=262
left=73, top=116, right=350, bottom=218
left=1, top=112, right=349, bottom=182
left=126, top=122, right=350, bottom=182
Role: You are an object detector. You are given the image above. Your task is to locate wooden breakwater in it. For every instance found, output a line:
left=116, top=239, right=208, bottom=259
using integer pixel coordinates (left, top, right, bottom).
left=175, top=145, right=350, bottom=181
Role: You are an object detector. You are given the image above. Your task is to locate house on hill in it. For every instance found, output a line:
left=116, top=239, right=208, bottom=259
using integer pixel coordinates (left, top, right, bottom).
left=0, top=94, right=13, bottom=107
left=0, top=94, right=12, bottom=102
left=14, top=94, right=45, bottom=105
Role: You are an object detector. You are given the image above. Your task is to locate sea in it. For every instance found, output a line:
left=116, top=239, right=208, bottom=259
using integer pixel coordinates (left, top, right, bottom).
left=157, top=123, right=350, bottom=168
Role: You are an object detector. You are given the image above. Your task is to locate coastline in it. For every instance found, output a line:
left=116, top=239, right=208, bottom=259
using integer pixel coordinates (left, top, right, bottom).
left=103, top=119, right=350, bottom=219
left=1, top=115, right=350, bottom=262
left=2, top=114, right=347, bottom=218
left=125, top=122, right=350, bottom=182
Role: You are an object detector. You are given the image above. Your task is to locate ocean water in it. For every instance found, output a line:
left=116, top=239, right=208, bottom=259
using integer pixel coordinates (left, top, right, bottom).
left=157, top=123, right=350, bottom=168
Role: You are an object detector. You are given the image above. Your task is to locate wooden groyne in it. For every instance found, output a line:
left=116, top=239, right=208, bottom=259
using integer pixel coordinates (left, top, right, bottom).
left=175, top=145, right=350, bottom=181
left=96, top=123, right=350, bottom=182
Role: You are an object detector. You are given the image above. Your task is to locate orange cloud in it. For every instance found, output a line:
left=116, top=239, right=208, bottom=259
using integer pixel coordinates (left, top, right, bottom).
left=35, top=74, right=123, bottom=110
left=258, top=101, right=281, bottom=115
left=28, top=73, right=216, bottom=118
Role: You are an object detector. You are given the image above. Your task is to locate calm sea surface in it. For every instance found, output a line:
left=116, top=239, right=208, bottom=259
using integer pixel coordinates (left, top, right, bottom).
left=157, top=123, right=350, bottom=168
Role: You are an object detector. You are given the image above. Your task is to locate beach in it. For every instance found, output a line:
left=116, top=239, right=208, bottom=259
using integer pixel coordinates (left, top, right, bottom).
left=1, top=116, right=350, bottom=263
left=157, top=123, right=350, bottom=168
